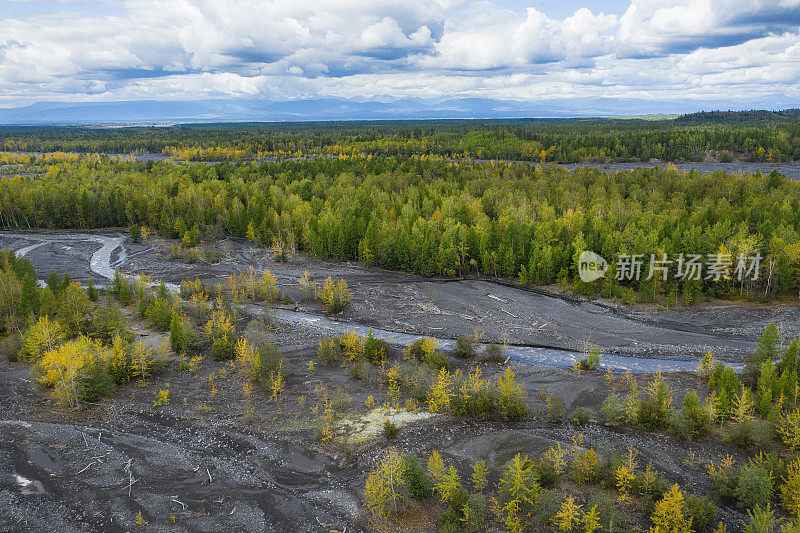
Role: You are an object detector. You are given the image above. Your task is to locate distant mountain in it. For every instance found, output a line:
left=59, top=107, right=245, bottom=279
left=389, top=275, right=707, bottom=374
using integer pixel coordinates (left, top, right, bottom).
left=0, top=97, right=797, bottom=125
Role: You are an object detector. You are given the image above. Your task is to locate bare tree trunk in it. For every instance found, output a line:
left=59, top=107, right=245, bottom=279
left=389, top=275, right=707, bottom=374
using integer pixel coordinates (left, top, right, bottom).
left=765, top=257, right=774, bottom=299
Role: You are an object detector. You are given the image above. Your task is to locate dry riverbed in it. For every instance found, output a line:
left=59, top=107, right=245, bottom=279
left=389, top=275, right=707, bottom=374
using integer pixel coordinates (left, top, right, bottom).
left=0, top=230, right=794, bottom=532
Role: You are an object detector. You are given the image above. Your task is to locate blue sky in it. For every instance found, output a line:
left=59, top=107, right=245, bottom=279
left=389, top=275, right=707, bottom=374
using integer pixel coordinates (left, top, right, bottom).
left=0, top=0, right=799, bottom=116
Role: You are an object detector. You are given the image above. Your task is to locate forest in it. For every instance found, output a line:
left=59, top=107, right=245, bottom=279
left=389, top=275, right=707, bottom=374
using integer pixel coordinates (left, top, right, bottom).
left=2, top=109, right=800, bottom=163
left=0, top=150, right=798, bottom=303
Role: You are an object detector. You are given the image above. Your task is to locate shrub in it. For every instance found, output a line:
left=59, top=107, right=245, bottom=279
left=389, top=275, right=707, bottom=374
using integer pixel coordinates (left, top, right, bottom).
left=601, top=394, right=627, bottom=427
left=0, top=334, right=22, bottom=361
left=423, top=349, right=450, bottom=371
left=546, top=395, right=567, bottom=423
left=572, top=407, right=590, bottom=425
left=77, top=361, right=116, bottom=403
left=497, top=367, right=526, bottom=420
left=129, top=224, right=141, bottom=243
left=401, top=455, right=431, bottom=500
left=258, top=342, right=285, bottom=375
left=533, top=489, right=562, bottom=526
left=727, top=419, right=775, bottom=450
left=454, top=335, right=478, bottom=358
left=34, top=336, right=106, bottom=407
left=736, top=464, right=772, bottom=510
left=685, top=494, right=717, bottom=532
left=709, top=462, right=739, bottom=504
left=532, top=459, right=559, bottom=489
left=211, top=335, right=235, bottom=361
left=363, top=329, right=390, bottom=363
left=483, top=343, right=505, bottom=362
left=237, top=339, right=285, bottom=384
left=571, top=448, right=600, bottom=485
left=580, top=343, right=602, bottom=370
left=181, top=321, right=200, bottom=354
left=461, top=493, right=488, bottom=531
left=383, top=419, right=399, bottom=439
left=669, top=390, right=711, bottom=440
left=589, top=493, right=627, bottom=533
left=406, top=337, right=448, bottom=369
left=637, top=392, right=671, bottom=431
left=90, top=300, right=133, bottom=345
left=57, top=281, right=90, bottom=334
left=109, top=271, right=132, bottom=306
left=742, top=504, right=779, bottom=533
left=318, top=276, right=351, bottom=313
left=438, top=486, right=470, bottom=532
left=633, top=465, right=670, bottom=506
left=450, top=383, right=496, bottom=418
left=407, top=338, right=428, bottom=360
left=147, top=296, right=174, bottom=331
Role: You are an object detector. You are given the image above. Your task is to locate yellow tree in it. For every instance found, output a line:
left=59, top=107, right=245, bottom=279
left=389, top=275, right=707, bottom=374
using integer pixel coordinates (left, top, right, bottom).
left=780, top=457, right=800, bottom=519
left=428, top=368, right=454, bottom=412
left=778, top=408, right=800, bottom=450
left=553, top=496, right=582, bottom=531
left=583, top=505, right=601, bottom=533
left=22, top=315, right=65, bottom=361
left=650, top=484, right=694, bottom=533
left=363, top=448, right=405, bottom=519
left=37, top=336, right=100, bottom=407
left=427, top=450, right=445, bottom=484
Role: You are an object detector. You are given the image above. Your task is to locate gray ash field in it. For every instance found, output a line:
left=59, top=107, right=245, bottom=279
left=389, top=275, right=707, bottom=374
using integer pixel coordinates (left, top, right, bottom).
left=0, top=231, right=797, bottom=532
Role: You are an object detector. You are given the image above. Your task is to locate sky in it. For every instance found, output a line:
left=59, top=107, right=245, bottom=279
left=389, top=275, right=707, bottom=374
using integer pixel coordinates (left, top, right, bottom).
left=0, top=0, right=799, bottom=117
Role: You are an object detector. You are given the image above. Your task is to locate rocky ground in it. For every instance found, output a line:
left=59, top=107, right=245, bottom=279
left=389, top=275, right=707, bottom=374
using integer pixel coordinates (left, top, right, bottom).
left=0, top=230, right=794, bottom=532
left=2, top=230, right=796, bottom=361
left=0, top=340, right=753, bottom=532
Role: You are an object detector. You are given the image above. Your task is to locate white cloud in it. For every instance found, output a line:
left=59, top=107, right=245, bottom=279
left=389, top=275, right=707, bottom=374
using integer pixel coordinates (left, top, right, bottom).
left=0, top=0, right=797, bottom=109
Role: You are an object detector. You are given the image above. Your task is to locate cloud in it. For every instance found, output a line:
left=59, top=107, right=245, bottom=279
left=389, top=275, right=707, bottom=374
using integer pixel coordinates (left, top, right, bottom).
left=615, top=0, right=800, bottom=57
left=0, top=0, right=797, bottom=111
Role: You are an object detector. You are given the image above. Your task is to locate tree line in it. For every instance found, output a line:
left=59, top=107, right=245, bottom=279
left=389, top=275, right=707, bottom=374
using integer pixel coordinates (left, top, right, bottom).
left=0, top=155, right=798, bottom=302
left=2, top=109, right=800, bottom=163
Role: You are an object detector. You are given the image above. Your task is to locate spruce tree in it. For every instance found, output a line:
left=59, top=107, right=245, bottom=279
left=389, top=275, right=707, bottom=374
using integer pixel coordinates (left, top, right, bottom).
left=19, top=273, right=39, bottom=318
left=46, top=269, right=60, bottom=295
